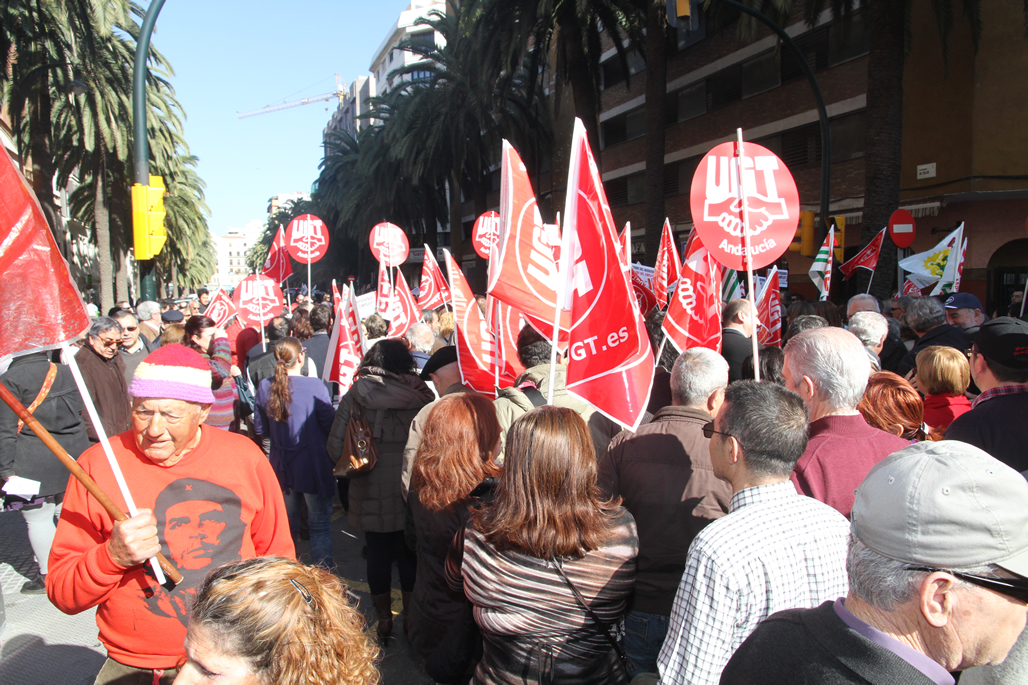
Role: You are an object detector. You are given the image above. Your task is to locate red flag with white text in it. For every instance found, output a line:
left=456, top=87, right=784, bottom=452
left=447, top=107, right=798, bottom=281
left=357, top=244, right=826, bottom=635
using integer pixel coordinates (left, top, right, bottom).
left=323, top=286, right=364, bottom=393
left=376, top=261, right=395, bottom=319
left=418, top=246, right=451, bottom=310
left=652, top=219, right=681, bottom=308
left=839, top=228, right=885, bottom=280
left=903, top=278, right=923, bottom=298
left=663, top=231, right=723, bottom=353
left=755, top=267, right=783, bottom=348
left=331, top=281, right=341, bottom=307
left=202, top=290, right=237, bottom=329
left=262, top=225, right=293, bottom=283
left=445, top=250, right=497, bottom=394
left=387, top=274, right=419, bottom=339
left=560, top=119, right=653, bottom=430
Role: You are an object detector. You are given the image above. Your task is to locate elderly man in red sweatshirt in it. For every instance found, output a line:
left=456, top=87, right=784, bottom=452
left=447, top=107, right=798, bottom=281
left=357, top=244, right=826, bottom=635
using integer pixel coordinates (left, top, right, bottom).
left=46, top=344, right=295, bottom=685
left=782, top=327, right=909, bottom=517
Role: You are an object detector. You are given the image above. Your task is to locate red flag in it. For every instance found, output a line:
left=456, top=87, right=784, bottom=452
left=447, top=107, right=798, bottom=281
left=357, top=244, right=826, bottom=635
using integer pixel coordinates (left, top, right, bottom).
left=202, top=290, right=237, bottom=329
left=902, top=278, right=923, bottom=298
left=323, top=286, right=364, bottom=393
left=331, top=280, right=341, bottom=306
left=491, top=299, right=527, bottom=389
left=487, top=140, right=569, bottom=337
left=387, top=274, right=419, bottom=339
left=663, top=232, right=723, bottom=353
left=375, top=261, right=394, bottom=319
left=839, top=228, right=885, bottom=280
left=445, top=250, right=497, bottom=394
left=755, top=267, right=783, bottom=348
left=652, top=219, right=681, bottom=308
left=953, top=238, right=967, bottom=292
left=417, top=246, right=451, bottom=310
left=262, top=225, right=293, bottom=283
left=0, top=147, right=90, bottom=359
left=560, top=119, right=653, bottom=430
left=619, top=222, right=631, bottom=267
left=631, top=265, right=659, bottom=315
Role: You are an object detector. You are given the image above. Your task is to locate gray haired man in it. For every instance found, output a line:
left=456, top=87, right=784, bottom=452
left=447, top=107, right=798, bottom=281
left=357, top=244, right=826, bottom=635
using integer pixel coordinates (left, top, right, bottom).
left=74, top=317, right=132, bottom=442
left=722, top=441, right=1028, bottom=685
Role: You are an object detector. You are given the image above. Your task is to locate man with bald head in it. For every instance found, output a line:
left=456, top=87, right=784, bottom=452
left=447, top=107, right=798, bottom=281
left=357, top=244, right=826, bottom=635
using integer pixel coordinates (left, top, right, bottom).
left=783, top=327, right=909, bottom=517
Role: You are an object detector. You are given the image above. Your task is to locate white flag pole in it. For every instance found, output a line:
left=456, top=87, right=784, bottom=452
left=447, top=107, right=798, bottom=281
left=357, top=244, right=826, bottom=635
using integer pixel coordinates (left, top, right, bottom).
left=735, top=128, right=761, bottom=382
left=548, top=207, right=568, bottom=405
left=64, top=345, right=167, bottom=586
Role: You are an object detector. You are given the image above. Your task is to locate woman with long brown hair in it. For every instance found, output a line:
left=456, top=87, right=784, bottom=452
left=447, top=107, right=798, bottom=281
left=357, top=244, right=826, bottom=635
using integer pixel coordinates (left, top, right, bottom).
left=254, top=337, right=337, bottom=568
left=446, top=406, right=638, bottom=684
left=407, top=394, right=502, bottom=680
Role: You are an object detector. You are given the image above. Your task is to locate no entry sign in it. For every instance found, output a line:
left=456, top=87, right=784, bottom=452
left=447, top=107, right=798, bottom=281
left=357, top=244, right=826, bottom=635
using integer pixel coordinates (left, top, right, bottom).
left=286, top=214, right=329, bottom=263
left=888, top=209, right=916, bottom=249
left=689, top=141, right=799, bottom=271
left=369, top=222, right=410, bottom=267
left=233, top=274, right=284, bottom=327
left=472, top=211, right=501, bottom=259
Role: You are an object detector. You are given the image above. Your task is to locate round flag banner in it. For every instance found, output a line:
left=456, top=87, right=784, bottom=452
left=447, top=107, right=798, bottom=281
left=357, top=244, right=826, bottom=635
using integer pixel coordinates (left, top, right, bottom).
left=286, top=214, right=330, bottom=263
left=369, top=222, right=410, bottom=267
left=472, top=211, right=501, bottom=259
left=233, top=274, right=284, bottom=327
left=689, top=141, right=799, bottom=271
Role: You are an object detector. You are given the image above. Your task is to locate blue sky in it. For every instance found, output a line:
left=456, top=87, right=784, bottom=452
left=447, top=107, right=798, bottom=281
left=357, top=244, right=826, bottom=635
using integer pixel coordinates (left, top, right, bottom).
left=154, top=0, right=411, bottom=236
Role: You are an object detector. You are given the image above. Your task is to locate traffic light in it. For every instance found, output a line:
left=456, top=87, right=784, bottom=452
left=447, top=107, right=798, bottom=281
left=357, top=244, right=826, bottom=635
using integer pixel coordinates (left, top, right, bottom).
left=793, top=210, right=816, bottom=256
left=132, top=175, right=167, bottom=260
left=830, top=216, right=845, bottom=263
left=676, top=0, right=691, bottom=17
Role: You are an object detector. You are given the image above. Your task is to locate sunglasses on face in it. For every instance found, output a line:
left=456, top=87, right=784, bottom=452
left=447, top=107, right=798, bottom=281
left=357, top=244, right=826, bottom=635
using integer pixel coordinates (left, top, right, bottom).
left=124, top=326, right=138, bottom=332
left=907, top=567, right=1028, bottom=604
left=98, top=338, right=120, bottom=348
left=702, top=420, right=730, bottom=440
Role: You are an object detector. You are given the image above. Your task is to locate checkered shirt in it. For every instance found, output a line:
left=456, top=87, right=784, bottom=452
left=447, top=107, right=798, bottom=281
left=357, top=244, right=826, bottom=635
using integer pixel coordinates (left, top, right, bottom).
left=656, top=480, right=850, bottom=685
left=970, top=383, right=1028, bottom=409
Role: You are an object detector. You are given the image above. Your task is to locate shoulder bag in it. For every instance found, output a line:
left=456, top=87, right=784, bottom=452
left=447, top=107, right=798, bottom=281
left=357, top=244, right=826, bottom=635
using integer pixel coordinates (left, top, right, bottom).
left=333, top=400, right=379, bottom=478
left=552, top=557, right=630, bottom=676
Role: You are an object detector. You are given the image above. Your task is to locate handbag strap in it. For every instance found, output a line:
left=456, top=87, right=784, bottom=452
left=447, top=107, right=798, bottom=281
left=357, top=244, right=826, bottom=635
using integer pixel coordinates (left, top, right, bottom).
left=17, top=363, right=58, bottom=433
left=551, top=558, right=629, bottom=666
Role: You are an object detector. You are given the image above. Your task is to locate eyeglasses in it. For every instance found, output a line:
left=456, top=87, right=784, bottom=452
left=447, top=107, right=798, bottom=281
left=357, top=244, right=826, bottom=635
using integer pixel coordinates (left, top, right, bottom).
left=907, top=567, right=1028, bottom=604
left=702, top=421, right=730, bottom=440
left=97, top=337, right=120, bottom=348
left=124, top=326, right=138, bottom=332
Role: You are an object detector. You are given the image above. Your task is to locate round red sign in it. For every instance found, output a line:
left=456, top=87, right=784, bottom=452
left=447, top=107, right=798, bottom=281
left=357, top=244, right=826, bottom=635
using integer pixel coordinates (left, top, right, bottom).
left=472, top=211, right=501, bottom=259
left=369, top=222, right=410, bottom=267
left=286, top=214, right=330, bottom=263
left=232, top=274, right=284, bottom=327
left=888, top=209, right=917, bottom=249
left=689, top=141, right=799, bottom=271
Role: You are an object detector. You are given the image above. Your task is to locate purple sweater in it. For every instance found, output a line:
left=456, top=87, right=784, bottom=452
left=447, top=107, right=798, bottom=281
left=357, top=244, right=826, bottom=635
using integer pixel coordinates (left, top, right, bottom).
left=790, top=414, right=910, bottom=518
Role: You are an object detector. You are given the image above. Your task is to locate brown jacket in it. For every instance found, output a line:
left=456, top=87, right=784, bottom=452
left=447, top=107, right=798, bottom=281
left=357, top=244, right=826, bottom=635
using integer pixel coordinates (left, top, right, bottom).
left=598, top=405, right=731, bottom=615
left=327, top=368, right=434, bottom=532
left=74, top=345, right=132, bottom=443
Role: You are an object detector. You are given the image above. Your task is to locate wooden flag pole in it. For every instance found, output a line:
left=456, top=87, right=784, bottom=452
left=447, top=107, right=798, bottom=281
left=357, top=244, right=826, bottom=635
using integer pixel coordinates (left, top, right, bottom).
left=735, top=128, right=761, bottom=382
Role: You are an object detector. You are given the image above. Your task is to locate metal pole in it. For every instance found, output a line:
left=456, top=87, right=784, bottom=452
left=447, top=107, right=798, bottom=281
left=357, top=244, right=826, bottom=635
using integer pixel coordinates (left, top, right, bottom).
left=133, top=0, right=167, bottom=302
left=722, top=0, right=831, bottom=242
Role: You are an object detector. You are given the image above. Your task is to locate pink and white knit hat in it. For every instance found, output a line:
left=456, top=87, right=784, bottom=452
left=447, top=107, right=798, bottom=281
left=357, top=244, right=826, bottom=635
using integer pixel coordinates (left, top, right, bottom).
left=129, top=345, right=216, bottom=404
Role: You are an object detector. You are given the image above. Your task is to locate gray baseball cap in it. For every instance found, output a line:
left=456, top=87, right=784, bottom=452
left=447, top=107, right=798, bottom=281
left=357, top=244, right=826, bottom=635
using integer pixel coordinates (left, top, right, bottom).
left=851, top=440, right=1028, bottom=576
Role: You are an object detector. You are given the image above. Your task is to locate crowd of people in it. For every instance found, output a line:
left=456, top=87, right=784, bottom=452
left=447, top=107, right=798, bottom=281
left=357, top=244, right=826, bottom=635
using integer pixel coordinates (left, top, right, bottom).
left=0, top=284, right=1026, bottom=685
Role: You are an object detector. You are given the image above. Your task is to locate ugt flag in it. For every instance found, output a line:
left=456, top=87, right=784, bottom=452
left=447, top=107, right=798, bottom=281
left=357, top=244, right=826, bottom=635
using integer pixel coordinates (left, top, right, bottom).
left=652, top=218, right=681, bottom=308
left=755, top=266, right=782, bottom=348
left=663, top=231, right=723, bottom=353
left=386, top=274, right=419, bottom=339
left=839, top=228, right=885, bottom=280
left=262, top=225, right=293, bottom=283
left=445, top=250, right=498, bottom=394
left=418, top=246, right=450, bottom=310
left=324, top=285, right=365, bottom=393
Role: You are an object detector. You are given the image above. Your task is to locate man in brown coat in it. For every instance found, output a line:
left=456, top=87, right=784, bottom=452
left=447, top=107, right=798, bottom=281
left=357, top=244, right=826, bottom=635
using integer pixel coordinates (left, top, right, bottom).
left=74, top=317, right=132, bottom=442
left=598, top=347, right=733, bottom=678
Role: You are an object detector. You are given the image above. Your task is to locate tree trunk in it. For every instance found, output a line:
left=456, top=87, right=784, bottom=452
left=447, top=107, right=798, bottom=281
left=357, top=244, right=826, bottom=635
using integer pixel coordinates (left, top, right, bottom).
left=28, top=84, right=59, bottom=233
left=857, top=0, right=906, bottom=299
left=449, top=171, right=464, bottom=264
left=95, top=161, right=114, bottom=314
left=643, top=2, right=670, bottom=264
left=562, top=14, right=602, bottom=162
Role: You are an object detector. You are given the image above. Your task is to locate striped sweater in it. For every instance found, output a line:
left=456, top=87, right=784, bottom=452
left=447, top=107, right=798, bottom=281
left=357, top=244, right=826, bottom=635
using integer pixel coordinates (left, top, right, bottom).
left=203, top=337, right=236, bottom=429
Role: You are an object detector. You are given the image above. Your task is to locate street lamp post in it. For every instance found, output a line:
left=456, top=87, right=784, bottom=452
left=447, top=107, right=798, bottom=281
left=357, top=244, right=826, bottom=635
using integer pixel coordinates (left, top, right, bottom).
left=133, top=0, right=167, bottom=302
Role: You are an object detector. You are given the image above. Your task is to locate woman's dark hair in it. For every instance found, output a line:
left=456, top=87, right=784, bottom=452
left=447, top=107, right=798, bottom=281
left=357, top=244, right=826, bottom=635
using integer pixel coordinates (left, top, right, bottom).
left=359, top=339, right=415, bottom=376
left=741, top=347, right=785, bottom=385
left=811, top=301, right=843, bottom=327
left=289, top=309, right=314, bottom=342
left=472, top=406, right=621, bottom=559
left=268, top=337, right=304, bottom=422
left=183, top=315, right=217, bottom=354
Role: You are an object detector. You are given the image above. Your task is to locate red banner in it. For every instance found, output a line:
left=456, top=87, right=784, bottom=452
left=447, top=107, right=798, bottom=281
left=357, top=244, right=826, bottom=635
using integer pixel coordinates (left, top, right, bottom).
left=487, top=140, right=568, bottom=338
left=375, top=261, right=394, bottom=319
left=490, top=299, right=527, bottom=389
left=387, top=274, right=419, bottom=339
left=202, top=290, right=237, bottom=329
left=323, top=285, right=364, bottom=393
left=630, top=267, right=659, bottom=315
left=233, top=275, right=284, bottom=327
left=619, top=222, right=631, bottom=267
left=417, top=246, right=451, bottom=310
left=902, top=278, right=923, bottom=298
left=560, top=119, right=653, bottom=430
left=445, top=250, right=497, bottom=394
left=663, top=232, right=723, bottom=353
left=840, top=228, right=885, bottom=279
left=755, top=266, right=783, bottom=348
left=0, top=147, right=91, bottom=359
left=262, top=225, right=293, bottom=283
left=652, top=218, right=681, bottom=308
left=286, top=214, right=329, bottom=264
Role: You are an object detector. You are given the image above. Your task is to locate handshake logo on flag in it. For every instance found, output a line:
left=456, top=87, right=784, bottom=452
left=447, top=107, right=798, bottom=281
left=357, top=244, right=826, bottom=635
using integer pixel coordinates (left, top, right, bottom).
left=703, top=156, right=789, bottom=238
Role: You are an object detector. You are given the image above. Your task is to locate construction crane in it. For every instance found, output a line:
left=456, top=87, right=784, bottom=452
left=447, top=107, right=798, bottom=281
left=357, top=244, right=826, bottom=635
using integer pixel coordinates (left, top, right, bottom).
left=237, top=74, right=348, bottom=119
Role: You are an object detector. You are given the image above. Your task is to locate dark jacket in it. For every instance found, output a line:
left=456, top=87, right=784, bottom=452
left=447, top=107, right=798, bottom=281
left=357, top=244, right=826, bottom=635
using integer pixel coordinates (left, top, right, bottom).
left=720, top=328, right=754, bottom=383
left=721, top=601, right=936, bottom=685
left=598, top=405, right=731, bottom=615
left=407, top=478, right=497, bottom=662
left=74, top=345, right=131, bottom=443
left=896, top=323, right=968, bottom=377
left=878, top=336, right=907, bottom=374
left=302, top=331, right=331, bottom=379
left=0, top=353, right=90, bottom=496
left=946, top=391, right=1028, bottom=476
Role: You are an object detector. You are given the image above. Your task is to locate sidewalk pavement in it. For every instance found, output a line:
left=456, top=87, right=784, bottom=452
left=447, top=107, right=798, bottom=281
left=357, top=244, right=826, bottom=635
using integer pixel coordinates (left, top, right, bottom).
left=0, top=506, right=434, bottom=684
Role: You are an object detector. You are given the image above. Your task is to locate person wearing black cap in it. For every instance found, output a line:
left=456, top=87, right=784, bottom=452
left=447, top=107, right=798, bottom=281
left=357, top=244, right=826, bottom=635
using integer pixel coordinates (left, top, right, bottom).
left=945, top=292, right=988, bottom=347
left=946, top=317, right=1028, bottom=475
left=400, top=346, right=476, bottom=501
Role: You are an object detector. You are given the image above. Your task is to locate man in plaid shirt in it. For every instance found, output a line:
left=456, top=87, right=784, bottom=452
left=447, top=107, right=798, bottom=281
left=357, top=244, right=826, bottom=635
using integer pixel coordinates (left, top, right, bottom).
left=655, top=381, right=850, bottom=685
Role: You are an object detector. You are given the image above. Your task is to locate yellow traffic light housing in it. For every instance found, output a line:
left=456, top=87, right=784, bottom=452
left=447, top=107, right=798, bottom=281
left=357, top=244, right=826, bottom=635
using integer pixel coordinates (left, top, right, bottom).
left=132, top=175, right=166, bottom=260
left=793, top=210, right=815, bottom=256
left=830, top=216, right=845, bottom=263
left=676, top=0, right=691, bottom=17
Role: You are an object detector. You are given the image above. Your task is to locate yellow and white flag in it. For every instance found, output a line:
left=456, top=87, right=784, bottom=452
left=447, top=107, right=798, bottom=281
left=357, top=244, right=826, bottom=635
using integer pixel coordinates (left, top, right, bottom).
left=898, top=224, right=963, bottom=284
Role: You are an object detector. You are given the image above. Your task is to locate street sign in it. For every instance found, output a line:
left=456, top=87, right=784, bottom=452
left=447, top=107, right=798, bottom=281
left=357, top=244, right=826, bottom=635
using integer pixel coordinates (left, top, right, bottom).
left=369, top=222, right=409, bottom=267
left=888, top=209, right=916, bottom=248
left=233, top=274, right=284, bottom=327
left=472, top=211, right=501, bottom=259
left=286, top=214, right=329, bottom=263
left=689, top=141, right=799, bottom=271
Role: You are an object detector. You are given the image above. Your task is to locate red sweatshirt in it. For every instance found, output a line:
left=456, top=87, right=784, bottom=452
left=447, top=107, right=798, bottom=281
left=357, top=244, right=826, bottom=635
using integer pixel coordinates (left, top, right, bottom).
left=46, top=426, right=295, bottom=669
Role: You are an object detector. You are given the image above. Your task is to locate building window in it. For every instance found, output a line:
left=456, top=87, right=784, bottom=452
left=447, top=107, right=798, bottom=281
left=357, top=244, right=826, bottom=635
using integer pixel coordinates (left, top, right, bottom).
left=677, top=82, right=706, bottom=122
left=829, top=19, right=870, bottom=65
left=706, top=64, right=742, bottom=110
left=601, top=50, right=645, bottom=89
left=754, top=110, right=866, bottom=170
left=607, top=176, right=628, bottom=206
left=626, top=173, right=646, bottom=205
left=829, top=110, right=866, bottom=162
left=781, top=25, right=830, bottom=82
left=741, top=50, right=780, bottom=98
left=602, top=107, right=646, bottom=147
